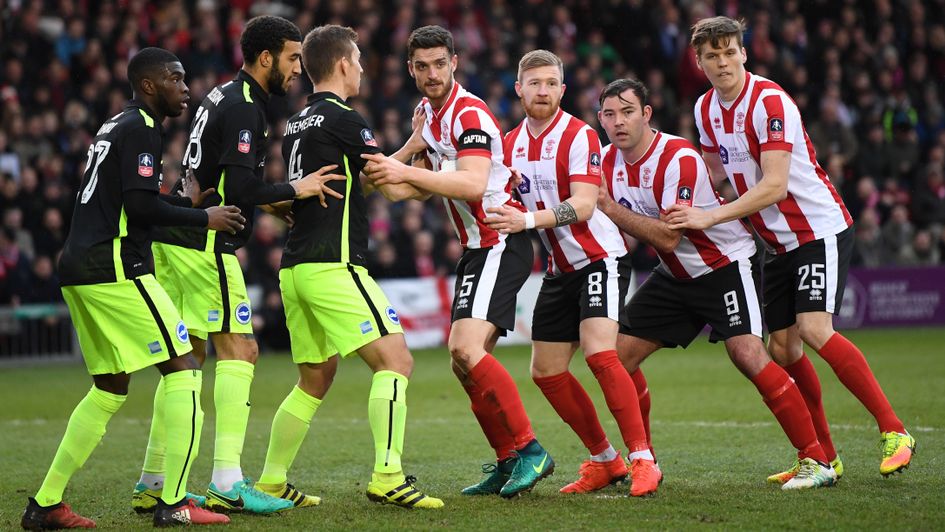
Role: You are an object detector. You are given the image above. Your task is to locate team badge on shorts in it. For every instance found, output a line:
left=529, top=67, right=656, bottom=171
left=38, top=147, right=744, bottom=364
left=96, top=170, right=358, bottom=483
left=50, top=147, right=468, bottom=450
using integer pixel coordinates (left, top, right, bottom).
left=386, top=306, right=400, bottom=325
left=138, top=153, right=154, bottom=177
left=176, top=321, right=189, bottom=343
left=238, top=130, right=252, bottom=153
left=235, top=302, right=251, bottom=325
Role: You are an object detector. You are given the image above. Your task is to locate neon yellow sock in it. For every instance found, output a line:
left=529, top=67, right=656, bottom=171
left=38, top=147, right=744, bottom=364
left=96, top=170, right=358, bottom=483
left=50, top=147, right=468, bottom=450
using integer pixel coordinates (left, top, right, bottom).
left=141, top=376, right=166, bottom=477
left=213, top=360, right=254, bottom=474
left=368, top=371, right=408, bottom=475
left=258, top=386, right=321, bottom=485
left=162, top=370, right=204, bottom=505
left=35, top=386, right=125, bottom=506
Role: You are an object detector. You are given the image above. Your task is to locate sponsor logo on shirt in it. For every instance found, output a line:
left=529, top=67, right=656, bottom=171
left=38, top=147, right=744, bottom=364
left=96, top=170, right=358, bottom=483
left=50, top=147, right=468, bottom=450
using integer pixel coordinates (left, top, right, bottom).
left=515, top=145, right=526, bottom=158
left=517, top=174, right=531, bottom=194
left=769, top=117, right=784, bottom=141
left=618, top=197, right=632, bottom=209
left=713, top=116, right=722, bottom=129
left=138, top=153, right=154, bottom=177
left=235, top=302, right=251, bottom=324
left=616, top=169, right=626, bottom=182
left=719, top=145, right=729, bottom=165
left=238, top=130, right=252, bottom=153
left=361, top=128, right=378, bottom=147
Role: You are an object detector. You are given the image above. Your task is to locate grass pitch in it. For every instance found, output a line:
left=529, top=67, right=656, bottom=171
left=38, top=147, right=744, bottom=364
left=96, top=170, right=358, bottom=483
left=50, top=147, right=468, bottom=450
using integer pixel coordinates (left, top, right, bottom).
left=1, top=328, right=943, bottom=530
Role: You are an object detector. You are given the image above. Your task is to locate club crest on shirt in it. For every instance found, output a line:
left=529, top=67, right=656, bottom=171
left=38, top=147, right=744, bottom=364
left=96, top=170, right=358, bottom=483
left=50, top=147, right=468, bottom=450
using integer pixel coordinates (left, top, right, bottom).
left=361, top=128, right=378, bottom=147
left=138, top=153, right=154, bottom=177
left=441, top=121, right=450, bottom=145
left=589, top=152, right=601, bottom=175
left=769, top=117, right=784, bottom=141
left=543, top=138, right=557, bottom=160
left=735, top=111, right=746, bottom=132
left=238, top=129, right=252, bottom=153
left=641, top=166, right=652, bottom=188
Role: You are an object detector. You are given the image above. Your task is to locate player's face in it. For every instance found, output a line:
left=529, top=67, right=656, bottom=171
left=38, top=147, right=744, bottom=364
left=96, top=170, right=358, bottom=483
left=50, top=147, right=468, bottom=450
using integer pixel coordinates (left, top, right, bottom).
left=155, top=62, right=189, bottom=118
left=516, top=65, right=564, bottom=121
left=696, top=37, right=747, bottom=95
left=268, top=40, right=302, bottom=96
left=598, top=89, right=651, bottom=151
left=344, top=42, right=364, bottom=96
left=408, top=47, right=457, bottom=102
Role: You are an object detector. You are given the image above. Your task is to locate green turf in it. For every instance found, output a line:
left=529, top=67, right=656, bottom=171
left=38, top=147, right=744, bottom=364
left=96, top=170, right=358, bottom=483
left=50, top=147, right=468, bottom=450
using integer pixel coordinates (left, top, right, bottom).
left=2, top=328, right=943, bottom=530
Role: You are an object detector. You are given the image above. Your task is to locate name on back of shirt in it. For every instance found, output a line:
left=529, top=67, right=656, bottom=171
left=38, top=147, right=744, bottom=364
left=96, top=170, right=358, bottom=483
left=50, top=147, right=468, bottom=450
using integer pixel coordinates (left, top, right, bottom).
left=285, top=114, right=325, bottom=135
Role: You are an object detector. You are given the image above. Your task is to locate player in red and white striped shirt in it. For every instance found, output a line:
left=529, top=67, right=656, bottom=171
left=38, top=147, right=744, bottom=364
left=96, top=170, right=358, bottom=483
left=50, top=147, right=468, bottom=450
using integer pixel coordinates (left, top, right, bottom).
left=668, top=16, right=914, bottom=480
left=362, top=26, right=553, bottom=498
left=484, top=50, right=641, bottom=495
left=597, top=78, right=835, bottom=492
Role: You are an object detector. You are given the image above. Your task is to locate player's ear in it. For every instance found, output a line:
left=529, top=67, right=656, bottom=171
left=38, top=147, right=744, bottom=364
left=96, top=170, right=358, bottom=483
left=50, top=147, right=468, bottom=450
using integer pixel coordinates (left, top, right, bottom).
left=259, top=50, right=272, bottom=69
left=642, top=105, right=653, bottom=122
left=514, top=80, right=522, bottom=98
left=740, top=47, right=748, bottom=64
left=407, top=61, right=416, bottom=79
left=450, top=54, right=458, bottom=73
left=139, top=77, right=155, bottom=97
left=561, top=83, right=567, bottom=96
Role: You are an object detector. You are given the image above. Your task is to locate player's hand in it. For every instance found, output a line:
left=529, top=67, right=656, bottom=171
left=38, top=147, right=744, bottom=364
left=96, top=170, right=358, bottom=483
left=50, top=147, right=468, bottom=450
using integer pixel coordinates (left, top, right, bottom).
left=292, top=164, right=346, bottom=207
left=404, top=108, right=429, bottom=153
left=205, top=205, right=245, bottom=234
left=665, top=204, right=715, bottom=230
left=508, top=167, right=524, bottom=190
left=485, top=204, right=527, bottom=234
left=261, top=201, right=295, bottom=227
left=181, top=168, right=215, bottom=207
left=361, top=153, right=410, bottom=186
left=596, top=179, right=615, bottom=213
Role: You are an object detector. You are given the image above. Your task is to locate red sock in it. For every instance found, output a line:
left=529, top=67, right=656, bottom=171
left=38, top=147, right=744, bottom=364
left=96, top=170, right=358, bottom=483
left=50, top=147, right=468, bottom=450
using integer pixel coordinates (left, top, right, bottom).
left=533, top=371, right=610, bottom=455
left=752, top=362, right=828, bottom=463
left=586, top=350, right=649, bottom=452
left=629, top=369, right=652, bottom=451
left=467, top=354, right=535, bottom=449
left=463, top=381, right=515, bottom=460
left=784, top=355, right=837, bottom=460
left=817, top=333, right=905, bottom=434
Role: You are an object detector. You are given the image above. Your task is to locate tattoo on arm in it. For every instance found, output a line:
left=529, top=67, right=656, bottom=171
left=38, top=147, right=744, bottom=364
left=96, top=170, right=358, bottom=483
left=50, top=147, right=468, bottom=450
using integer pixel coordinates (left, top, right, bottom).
left=552, top=201, right=578, bottom=227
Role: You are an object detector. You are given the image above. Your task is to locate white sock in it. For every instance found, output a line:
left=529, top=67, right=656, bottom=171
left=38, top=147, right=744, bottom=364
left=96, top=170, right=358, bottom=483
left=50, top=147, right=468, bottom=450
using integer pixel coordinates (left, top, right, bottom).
left=139, top=473, right=164, bottom=490
left=211, top=468, right=244, bottom=492
left=590, top=445, right=618, bottom=462
left=628, top=449, right=655, bottom=461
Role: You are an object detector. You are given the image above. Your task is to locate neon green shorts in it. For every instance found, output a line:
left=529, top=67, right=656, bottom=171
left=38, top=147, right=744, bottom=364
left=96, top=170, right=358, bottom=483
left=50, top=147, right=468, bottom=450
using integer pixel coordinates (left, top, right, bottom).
left=279, top=263, right=403, bottom=364
left=62, top=274, right=193, bottom=375
left=153, top=242, right=253, bottom=340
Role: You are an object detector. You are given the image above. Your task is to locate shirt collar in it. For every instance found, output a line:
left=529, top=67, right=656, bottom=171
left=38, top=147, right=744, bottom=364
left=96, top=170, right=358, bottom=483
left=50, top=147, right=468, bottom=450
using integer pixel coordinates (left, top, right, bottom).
left=236, top=69, right=270, bottom=106
left=126, top=99, right=164, bottom=132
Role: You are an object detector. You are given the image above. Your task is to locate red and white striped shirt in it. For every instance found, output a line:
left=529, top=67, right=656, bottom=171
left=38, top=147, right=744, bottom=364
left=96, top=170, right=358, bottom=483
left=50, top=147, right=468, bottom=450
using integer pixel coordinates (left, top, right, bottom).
left=695, top=72, right=852, bottom=254
left=504, top=109, right=627, bottom=274
left=602, top=132, right=756, bottom=279
left=419, top=82, right=521, bottom=249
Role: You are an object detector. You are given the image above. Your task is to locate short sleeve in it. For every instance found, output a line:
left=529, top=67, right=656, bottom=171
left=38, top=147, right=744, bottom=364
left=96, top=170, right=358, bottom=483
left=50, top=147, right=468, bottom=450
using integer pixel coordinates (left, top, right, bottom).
left=334, top=110, right=383, bottom=157
left=120, top=125, right=162, bottom=192
left=659, top=153, right=699, bottom=211
left=568, top=126, right=602, bottom=186
left=219, top=103, right=262, bottom=168
left=755, top=93, right=796, bottom=152
left=453, top=107, right=499, bottom=159
left=694, top=96, right=718, bottom=153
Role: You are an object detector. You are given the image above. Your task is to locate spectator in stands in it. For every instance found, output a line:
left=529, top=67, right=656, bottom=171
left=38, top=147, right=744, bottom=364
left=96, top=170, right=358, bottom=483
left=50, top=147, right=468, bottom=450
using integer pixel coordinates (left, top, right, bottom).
left=898, top=229, right=941, bottom=266
left=912, top=165, right=945, bottom=228
left=883, top=205, right=915, bottom=262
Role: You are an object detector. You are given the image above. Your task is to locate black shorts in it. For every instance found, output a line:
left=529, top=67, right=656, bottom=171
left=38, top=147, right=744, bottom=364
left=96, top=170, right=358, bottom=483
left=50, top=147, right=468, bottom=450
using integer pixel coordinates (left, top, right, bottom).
left=620, top=259, right=763, bottom=348
left=532, top=255, right=631, bottom=342
left=451, top=230, right=533, bottom=334
left=763, top=225, right=853, bottom=332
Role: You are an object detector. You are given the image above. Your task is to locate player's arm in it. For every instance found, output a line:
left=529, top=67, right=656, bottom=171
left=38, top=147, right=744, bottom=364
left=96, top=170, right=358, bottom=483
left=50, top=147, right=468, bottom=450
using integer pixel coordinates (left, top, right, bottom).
left=485, top=180, right=598, bottom=234
left=597, top=184, right=682, bottom=254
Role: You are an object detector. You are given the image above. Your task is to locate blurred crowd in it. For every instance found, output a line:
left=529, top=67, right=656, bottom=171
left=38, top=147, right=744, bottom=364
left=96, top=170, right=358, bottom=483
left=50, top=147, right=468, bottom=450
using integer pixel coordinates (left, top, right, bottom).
left=2, top=0, right=945, bottom=348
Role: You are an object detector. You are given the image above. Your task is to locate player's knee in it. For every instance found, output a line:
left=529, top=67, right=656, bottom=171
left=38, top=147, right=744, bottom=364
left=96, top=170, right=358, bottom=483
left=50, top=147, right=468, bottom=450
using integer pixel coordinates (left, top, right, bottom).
left=797, top=320, right=834, bottom=349
left=92, top=373, right=130, bottom=395
left=447, top=342, right=479, bottom=372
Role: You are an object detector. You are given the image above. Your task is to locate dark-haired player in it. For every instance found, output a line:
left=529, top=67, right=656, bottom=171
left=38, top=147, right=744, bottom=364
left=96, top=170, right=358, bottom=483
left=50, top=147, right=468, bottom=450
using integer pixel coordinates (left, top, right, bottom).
left=133, top=16, right=342, bottom=515
left=21, top=47, right=242, bottom=529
